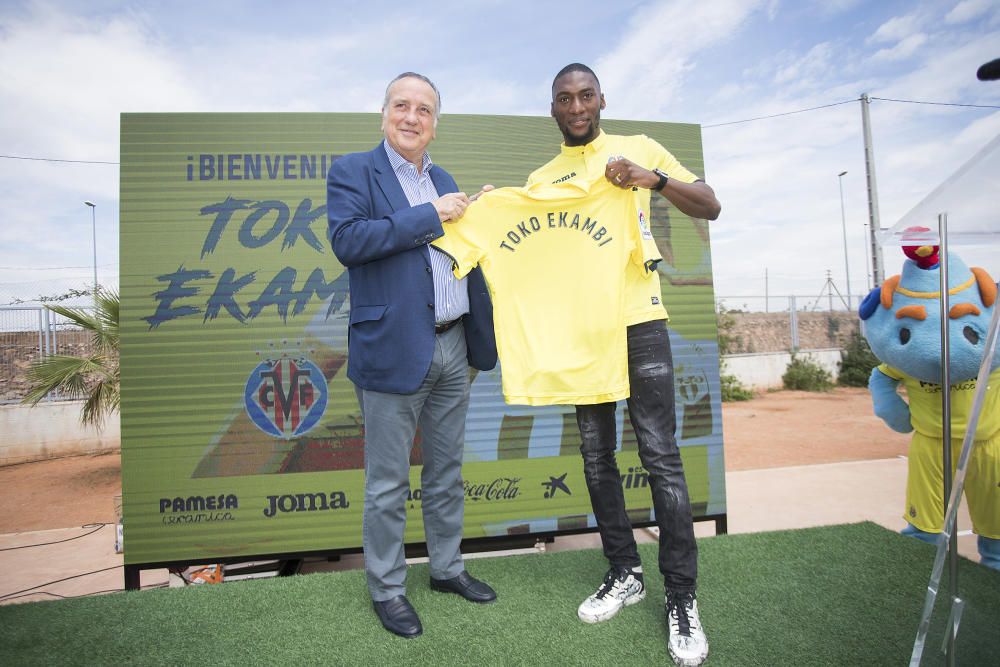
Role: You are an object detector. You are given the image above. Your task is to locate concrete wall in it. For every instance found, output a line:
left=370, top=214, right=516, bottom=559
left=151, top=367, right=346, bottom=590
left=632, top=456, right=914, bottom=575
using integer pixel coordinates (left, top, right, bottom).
left=722, top=348, right=843, bottom=390
left=0, top=401, right=120, bottom=466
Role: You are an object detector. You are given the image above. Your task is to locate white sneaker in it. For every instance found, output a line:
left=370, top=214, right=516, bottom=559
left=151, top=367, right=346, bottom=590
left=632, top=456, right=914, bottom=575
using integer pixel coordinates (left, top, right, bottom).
left=577, top=566, right=645, bottom=624
left=666, top=591, right=709, bottom=667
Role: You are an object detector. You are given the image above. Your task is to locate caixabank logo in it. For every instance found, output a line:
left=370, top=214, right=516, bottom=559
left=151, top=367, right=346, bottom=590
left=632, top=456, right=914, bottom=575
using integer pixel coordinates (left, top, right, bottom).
left=244, top=349, right=328, bottom=439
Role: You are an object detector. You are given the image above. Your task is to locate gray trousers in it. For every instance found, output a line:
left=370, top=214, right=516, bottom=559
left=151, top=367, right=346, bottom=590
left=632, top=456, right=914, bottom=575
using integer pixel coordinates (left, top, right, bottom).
left=358, top=322, right=470, bottom=601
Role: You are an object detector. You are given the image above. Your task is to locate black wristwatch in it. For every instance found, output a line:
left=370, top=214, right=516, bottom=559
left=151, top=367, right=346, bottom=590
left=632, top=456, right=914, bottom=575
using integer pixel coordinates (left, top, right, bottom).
left=652, top=168, right=669, bottom=192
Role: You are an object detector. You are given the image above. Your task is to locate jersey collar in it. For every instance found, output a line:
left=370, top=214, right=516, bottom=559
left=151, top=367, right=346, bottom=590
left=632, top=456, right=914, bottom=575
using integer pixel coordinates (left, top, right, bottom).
left=559, top=129, right=607, bottom=157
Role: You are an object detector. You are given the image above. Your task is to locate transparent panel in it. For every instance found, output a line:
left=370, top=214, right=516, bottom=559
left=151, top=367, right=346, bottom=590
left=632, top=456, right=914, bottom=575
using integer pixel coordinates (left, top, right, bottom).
left=879, top=132, right=1000, bottom=277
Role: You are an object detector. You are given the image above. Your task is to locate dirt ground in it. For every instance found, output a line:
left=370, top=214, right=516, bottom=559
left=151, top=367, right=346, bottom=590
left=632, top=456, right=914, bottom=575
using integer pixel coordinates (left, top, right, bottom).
left=0, top=387, right=910, bottom=534
left=722, top=387, right=909, bottom=470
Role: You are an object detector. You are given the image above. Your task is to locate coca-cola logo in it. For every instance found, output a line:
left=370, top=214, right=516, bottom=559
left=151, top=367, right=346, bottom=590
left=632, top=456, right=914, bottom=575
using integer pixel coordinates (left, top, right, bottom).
left=406, top=478, right=522, bottom=508
left=464, top=477, right=521, bottom=502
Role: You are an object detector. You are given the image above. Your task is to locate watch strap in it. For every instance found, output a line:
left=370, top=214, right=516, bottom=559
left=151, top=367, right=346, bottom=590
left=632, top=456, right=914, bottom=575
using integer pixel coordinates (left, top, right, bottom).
left=652, top=169, right=668, bottom=192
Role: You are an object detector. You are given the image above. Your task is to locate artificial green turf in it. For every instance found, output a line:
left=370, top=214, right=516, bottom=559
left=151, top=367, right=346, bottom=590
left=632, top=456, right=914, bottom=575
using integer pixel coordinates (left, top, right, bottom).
left=1, top=522, right=997, bottom=665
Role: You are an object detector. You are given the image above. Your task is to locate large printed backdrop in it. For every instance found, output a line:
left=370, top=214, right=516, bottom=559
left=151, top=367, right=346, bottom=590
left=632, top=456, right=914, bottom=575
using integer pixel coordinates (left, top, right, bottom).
left=120, top=113, right=726, bottom=565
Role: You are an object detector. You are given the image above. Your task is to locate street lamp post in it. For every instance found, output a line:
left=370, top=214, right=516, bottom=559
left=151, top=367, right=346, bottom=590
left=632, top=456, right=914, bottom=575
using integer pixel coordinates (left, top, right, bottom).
left=84, top=201, right=98, bottom=307
left=837, top=171, right=852, bottom=309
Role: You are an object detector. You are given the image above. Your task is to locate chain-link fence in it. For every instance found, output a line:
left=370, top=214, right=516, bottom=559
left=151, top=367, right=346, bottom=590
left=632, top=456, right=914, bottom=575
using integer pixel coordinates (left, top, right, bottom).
left=716, top=294, right=864, bottom=355
left=0, top=306, right=95, bottom=403
left=715, top=292, right=865, bottom=316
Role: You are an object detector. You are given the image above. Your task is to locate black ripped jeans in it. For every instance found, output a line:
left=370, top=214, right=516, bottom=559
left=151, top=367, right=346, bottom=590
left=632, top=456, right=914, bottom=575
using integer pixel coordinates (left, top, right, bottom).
left=575, top=319, right=698, bottom=593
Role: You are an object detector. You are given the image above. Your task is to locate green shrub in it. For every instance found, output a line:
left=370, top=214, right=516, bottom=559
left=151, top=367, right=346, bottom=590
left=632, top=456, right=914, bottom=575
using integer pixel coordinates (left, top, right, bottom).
left=716, top=303, right=744, bottom=355
left=721, top=371, right=754, bottom=402
left=838, top=331, right=880, bottom=387
left=826, top=315, right=841, bottom=340
left=782, top=354, right=833, bottom=392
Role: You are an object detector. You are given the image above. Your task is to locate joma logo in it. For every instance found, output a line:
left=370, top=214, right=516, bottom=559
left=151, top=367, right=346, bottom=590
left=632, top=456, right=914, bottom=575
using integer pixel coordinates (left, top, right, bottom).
left=263, top=491, right=350, bottom=517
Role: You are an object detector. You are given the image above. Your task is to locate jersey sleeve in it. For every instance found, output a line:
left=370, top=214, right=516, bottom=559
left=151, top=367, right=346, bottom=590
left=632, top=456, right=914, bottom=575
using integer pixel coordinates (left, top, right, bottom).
left=878, top=363, right=905, bottom=381
left=643, top=135, right=700, bottom=184
left=525, top=165, right=545, bottom=188
left=430, top=196, right=491, bottom=279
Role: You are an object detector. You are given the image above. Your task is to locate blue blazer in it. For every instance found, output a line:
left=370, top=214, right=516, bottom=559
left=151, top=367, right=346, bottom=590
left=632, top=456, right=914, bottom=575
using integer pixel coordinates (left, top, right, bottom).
left=326, top=141, right=497, bottom=395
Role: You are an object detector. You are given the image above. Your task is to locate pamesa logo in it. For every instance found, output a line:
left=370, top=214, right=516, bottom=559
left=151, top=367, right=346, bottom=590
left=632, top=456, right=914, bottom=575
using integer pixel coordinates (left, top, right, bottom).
left=244, top=341, right=328, bottom=439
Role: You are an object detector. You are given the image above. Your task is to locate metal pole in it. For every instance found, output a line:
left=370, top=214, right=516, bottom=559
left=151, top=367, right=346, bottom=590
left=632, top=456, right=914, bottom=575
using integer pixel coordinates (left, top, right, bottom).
left=765, top=268, right=769, bottom=313
left=44, top=308, right=51, bottom=356
left=49, top=308, right=57, bottom=354
left=838, top=171, right=852, bottom=309
left=84, top=201, right=98, bottom=307
left=827, top=270, right=833, bottom=312
left=863, top=220, right=873, bottom=292
left=788, top=295, right=799, bottom=352
left=937, top=214, right=957, bottom=667
left=37, top=308, right=44, bottom=360
left=860, top=94, right=885, bottom=286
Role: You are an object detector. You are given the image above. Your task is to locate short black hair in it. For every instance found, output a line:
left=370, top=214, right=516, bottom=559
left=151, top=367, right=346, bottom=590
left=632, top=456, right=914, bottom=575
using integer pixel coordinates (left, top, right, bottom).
left=551, top=63, right=601, bottom=93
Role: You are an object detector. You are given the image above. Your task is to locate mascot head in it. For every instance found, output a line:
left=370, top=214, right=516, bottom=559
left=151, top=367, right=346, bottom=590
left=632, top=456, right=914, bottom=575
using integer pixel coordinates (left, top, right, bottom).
left=859, top=244, right=998, bottom=384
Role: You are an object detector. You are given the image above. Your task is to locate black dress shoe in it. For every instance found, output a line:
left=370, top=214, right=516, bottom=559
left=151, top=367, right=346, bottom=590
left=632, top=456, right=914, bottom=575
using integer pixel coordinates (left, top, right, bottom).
left=372, top=595, right=422, bottom=638
left=430, top=570, right=497, bottom=603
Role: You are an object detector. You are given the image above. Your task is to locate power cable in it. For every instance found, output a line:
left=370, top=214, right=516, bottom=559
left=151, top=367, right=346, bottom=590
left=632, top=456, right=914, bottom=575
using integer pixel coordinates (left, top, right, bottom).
left=0, top=523, right=109, bottom=551
left=0, top=264, right=118, bottom=271
left=0, top=154, right=118, bottom=165
left=703, top=95, right=998, bottom=128
left=0, top=583, right=168, bottom=603
left=703, top=99, right=859, bottom=127
left=869, top=96, right=1000, bottom=109
left=0, top=565, right=122, bottom=601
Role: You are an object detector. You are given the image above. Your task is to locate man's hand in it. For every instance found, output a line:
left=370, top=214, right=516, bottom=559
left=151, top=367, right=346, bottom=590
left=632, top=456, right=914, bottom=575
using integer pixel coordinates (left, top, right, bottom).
left=433, top=192, right=471, bottom=223
left=470, top=184, right=495, bottom=202
left=605, top=158, right=656, bottom=190
left=607, top=157, right=722, bottom=220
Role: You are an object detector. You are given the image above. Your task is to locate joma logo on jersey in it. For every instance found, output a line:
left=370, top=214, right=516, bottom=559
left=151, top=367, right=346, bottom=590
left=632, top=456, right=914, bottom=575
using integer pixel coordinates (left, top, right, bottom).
left=244, top=357, right=328, bottom=438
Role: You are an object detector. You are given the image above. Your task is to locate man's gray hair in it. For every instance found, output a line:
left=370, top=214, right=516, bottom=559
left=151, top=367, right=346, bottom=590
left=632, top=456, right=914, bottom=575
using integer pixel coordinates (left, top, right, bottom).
left=382, top=72, right=442, bottom=123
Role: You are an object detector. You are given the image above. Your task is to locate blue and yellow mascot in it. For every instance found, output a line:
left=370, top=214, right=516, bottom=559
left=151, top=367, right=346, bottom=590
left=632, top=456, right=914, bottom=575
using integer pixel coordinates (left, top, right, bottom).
left=859, top=242, right=1000, bottom=570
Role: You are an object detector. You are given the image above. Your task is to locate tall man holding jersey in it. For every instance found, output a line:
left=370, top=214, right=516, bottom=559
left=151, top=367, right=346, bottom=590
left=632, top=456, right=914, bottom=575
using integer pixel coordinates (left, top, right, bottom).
left=526, top=63, right=721, bottom=667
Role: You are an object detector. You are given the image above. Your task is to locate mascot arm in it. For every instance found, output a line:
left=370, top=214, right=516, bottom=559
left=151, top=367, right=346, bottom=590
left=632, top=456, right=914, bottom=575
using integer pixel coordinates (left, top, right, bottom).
left=869, top=367, right=914, bottom=433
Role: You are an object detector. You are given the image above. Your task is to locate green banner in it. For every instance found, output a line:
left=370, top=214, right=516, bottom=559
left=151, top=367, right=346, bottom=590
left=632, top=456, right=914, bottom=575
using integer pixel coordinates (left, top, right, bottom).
left=120, top=113, right=726, bottom=565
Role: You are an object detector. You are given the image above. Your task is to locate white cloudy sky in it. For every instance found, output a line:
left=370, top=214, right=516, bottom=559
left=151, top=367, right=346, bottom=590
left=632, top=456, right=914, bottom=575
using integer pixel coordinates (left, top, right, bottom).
left=1, top=0, right=998, bottom=308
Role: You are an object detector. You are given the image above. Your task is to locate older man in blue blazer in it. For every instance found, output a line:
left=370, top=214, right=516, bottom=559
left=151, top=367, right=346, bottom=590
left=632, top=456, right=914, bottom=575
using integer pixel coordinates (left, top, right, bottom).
left=327, top=72, right=497, bottom=639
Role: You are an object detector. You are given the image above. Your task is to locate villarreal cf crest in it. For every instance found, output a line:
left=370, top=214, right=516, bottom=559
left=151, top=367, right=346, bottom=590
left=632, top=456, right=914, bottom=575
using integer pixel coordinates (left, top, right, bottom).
left=244, top=356, right=328, bottom=439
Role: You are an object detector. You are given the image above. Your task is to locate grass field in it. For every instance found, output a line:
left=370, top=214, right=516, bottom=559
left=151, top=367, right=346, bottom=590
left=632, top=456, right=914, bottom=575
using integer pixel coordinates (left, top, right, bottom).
left=2, top=522, right=997, bottom=665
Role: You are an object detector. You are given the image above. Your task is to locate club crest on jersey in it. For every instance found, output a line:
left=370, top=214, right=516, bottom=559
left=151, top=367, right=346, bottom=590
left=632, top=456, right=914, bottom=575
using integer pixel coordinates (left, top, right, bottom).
left=244, top=351, right=328, bottom=439
left=637, top=210, right=653, bottom=240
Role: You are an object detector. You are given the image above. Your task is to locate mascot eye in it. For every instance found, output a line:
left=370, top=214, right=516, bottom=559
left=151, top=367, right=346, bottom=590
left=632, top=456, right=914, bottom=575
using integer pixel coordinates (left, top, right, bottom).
left=963, top=326, right=979, bottom=345
left=899, top=328, right=911, bottom=345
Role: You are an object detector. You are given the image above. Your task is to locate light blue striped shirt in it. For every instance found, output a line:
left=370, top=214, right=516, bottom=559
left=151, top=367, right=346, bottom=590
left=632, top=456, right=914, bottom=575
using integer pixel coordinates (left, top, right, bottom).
left=383, top=141, right=469, bottom=324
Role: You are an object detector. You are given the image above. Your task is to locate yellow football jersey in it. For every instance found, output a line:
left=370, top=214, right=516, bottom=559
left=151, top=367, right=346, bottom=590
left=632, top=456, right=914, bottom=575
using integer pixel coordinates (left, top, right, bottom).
left=433, top=178, right=659, bottom=406
left=526, top=130, right=700, bottom=326
left=879, top=364, right=1000, bottom=440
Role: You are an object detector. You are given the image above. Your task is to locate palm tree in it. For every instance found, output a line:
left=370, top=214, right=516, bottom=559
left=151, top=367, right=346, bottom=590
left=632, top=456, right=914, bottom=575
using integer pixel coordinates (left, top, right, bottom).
left=21, top=288, right=120, bottom=429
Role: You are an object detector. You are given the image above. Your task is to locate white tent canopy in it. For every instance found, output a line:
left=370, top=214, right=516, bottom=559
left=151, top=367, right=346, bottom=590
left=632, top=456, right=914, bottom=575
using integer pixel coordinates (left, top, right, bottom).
left=879, top=131, right=1000, bottom=276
